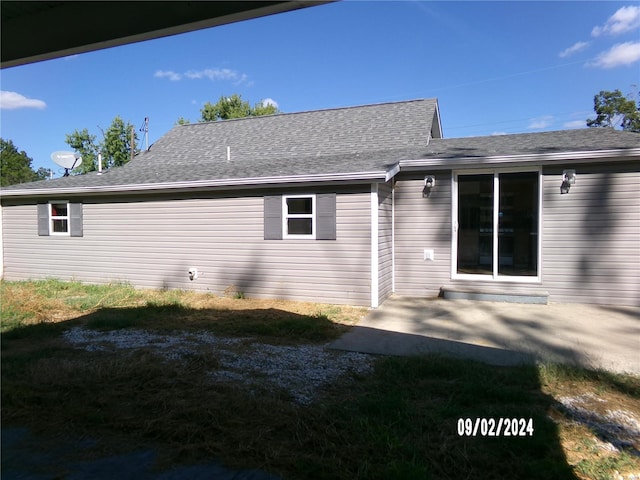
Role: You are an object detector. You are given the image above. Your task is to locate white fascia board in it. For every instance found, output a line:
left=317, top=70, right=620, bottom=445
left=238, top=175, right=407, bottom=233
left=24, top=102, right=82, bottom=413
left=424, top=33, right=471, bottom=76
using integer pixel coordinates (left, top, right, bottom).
left=399, top=148, right=640, bottom=171
left=0, top=170, right=389, bottom=198
left=431, top=100, right=444, bottom=140
left=385, top=163, right=400, bottom=182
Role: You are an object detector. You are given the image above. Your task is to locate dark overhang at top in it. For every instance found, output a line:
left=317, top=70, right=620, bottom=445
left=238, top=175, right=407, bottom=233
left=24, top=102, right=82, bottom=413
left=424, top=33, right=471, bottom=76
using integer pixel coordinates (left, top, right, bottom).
left=1, top=1, right=330, bottom=69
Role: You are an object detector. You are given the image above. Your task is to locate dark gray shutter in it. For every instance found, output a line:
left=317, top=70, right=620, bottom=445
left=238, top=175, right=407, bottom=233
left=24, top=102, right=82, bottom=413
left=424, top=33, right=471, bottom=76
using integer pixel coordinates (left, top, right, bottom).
left=316, top=193, right=336, bottom=240
left=37, top=203, right=49, bottom=236
left=264, top=195, right=282, bottom=240
left=70, top=203, right=83, bottom=237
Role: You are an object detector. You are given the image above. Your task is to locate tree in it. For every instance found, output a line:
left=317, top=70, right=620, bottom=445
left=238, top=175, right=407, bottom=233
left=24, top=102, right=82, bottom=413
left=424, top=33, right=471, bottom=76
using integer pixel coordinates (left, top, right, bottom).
left=102, top=116, right=137, bottom=168
left=175, top=116, right=191, bottom=126
left=0, top=138, right=49, bottom=186
left=200, top=94, right=280, bottom=122
left=587, top=89, right=640, bottom=132
left=252, top=99, right=279, bottom=117
left=65, top=116, right=138, bottom=174
left=65, top=128, right=100, bottom=174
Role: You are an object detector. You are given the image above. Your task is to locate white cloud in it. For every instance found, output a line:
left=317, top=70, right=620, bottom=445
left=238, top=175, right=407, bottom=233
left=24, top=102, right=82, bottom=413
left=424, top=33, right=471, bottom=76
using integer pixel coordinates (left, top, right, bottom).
left=260, top=98, right=279, bottom=108
left=592, top=5, right=640, bottom=37
left=588, top=41, right=640, bottom=68
left=154, top=70, right=182, bottom=81
left=490, top=131, right=507, bottom=136
left=0, top=91, right=46, bottom=110
left=156, top=68, right=250, bottom=85
left=528, top=116, right=554, bottom=130
left=563, top=120, right=586, bottom=129
left=184, top=68, right=238, bottom=81
left=559, top=41, right=589, bottom=58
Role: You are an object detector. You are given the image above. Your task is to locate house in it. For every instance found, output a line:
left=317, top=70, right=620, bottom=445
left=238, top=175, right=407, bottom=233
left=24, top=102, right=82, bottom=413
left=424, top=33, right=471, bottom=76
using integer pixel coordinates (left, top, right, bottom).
left=1, top=99, right=639, bottom=307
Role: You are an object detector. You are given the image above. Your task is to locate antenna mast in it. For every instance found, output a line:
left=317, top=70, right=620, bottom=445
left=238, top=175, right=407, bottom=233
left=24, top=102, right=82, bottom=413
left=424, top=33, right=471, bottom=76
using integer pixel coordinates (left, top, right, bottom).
left=130, top=126, right=135, bottom=162
left=139, top=117, right=149, bottom=151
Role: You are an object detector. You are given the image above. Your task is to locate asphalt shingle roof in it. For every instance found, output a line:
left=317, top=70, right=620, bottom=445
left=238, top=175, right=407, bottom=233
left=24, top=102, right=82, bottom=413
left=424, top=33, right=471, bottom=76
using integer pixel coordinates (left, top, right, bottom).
left=2, top=98, right=638, bottom=195
left=2, top=99, right=438, bottom=193
left=423, top=128, right=640, bottom=158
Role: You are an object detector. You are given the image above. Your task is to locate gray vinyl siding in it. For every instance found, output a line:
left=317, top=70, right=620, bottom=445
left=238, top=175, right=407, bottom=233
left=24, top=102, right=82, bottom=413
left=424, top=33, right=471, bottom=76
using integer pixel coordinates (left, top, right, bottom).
left=378, top=181, right=393, bottom=304
left=394, top=172, right=452, bottom=297
left=541, top=162, right=639, bottom=306
left=1, top=187, right=372, bottom=306
left=394, top=163, right=640, bottom=307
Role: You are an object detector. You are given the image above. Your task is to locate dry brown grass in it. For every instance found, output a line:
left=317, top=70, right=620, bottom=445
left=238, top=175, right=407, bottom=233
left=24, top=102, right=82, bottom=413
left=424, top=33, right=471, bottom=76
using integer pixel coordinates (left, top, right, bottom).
left=2, top=280, right=639, bottom=480
left=0, top=279, right=368, bottom=336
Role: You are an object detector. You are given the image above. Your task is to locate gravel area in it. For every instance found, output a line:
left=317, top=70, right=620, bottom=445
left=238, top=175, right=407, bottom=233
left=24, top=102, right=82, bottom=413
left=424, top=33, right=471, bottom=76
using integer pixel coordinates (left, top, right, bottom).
left=63, top=327, right=375, bottom=405
left=556, top=393, right=640, bottom=454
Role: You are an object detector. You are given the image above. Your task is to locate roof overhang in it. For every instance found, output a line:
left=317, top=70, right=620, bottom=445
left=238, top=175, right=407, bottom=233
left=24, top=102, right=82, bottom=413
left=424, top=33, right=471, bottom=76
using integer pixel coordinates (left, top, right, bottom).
left=398, top=148, right=640, bottom=172
left=2, top=148, right=638, bottom=198
left=0, top=170, right=389, bottom=198
left=1, top=1, right=331, bottom=69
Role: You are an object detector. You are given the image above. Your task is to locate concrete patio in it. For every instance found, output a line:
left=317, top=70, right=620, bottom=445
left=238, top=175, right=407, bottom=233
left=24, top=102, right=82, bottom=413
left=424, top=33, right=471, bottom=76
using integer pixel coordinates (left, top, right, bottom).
left=329, top=296, right=640, bottom=375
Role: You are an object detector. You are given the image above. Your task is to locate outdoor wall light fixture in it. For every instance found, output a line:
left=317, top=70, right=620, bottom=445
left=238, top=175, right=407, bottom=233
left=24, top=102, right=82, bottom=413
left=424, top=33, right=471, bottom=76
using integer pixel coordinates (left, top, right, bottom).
left=423, top=175, right=436, bottom=197
left=561, top=169, right=576, bottom=194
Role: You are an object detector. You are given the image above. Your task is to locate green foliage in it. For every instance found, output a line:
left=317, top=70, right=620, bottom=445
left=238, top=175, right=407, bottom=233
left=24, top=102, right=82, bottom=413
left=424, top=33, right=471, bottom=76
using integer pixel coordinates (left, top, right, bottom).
left=65, top=128, right=100, bottom=174
left=0, top=138, right=49, bottom=186
left=103, top=116, right=136, bottom=168
left=200, top=93, right=280, bottom=122
left=65, top=116, right=139, bottom=174
left=252, top=99, right=279, bottom=117
left=587, top=89, right=640, bottom=132
left=175, top=116, right=191, bottom=125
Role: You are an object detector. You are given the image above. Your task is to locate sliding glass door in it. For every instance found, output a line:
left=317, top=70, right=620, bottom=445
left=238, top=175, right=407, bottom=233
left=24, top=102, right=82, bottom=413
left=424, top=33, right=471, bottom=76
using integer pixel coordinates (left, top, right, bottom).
left=455, top=170, right=540, bottom=280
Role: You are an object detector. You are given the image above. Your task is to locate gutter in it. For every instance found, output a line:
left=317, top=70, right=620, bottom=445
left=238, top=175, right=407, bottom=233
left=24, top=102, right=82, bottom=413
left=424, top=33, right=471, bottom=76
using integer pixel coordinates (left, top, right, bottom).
left=0, top=170, right=389, bottom=198
left=2, top=147, right=638, bottom=199
left=399, top=148, right=640, bottom=171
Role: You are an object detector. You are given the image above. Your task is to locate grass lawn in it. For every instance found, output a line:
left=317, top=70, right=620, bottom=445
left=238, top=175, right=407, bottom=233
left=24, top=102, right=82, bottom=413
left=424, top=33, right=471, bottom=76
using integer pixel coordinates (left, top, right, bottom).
left=1, top=280, right=639, bottom=480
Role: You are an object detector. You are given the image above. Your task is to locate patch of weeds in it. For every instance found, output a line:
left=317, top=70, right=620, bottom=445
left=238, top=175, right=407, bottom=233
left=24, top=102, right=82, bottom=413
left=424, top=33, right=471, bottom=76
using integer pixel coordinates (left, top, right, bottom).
left=199, top=309, right=346, bottom=343
left=223, top=285, right=244, bottom=299
left=84, top=303, right=190, bottom=331
left=574, top=451, right=639, bottom=480
left=539, top=362, right=640, bottom=399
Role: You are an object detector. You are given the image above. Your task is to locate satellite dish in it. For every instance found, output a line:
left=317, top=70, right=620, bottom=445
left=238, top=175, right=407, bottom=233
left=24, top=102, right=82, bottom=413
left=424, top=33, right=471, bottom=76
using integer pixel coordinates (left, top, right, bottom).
left=51, top=151, right=82, bottom=176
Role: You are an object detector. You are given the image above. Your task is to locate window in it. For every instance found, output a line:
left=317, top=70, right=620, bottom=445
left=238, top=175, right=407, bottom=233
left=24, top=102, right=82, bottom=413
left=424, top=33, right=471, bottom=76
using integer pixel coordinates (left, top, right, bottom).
left=283, top=195, right=316, bottom=238
left=50, top=202, right=69, bottom=234
left=38, top=202, right=83, bottom=237
left=453, top=169, right=540, bottom=281
left=263, top=194, right=336, bottom=240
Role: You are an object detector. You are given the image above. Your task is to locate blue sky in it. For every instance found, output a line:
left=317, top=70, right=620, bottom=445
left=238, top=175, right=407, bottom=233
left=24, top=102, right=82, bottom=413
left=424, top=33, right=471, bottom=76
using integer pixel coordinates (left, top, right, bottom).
left=1, top=1, right=639, bottom=176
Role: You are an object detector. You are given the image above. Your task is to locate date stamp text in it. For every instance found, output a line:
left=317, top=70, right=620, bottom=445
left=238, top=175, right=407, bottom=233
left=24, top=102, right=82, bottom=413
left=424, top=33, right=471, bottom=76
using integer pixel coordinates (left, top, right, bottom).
left=457, top=418, right=534, bottom=437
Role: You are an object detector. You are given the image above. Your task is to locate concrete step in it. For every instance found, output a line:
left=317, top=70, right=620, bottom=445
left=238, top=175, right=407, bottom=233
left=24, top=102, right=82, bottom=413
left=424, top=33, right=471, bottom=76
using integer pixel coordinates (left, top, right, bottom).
left=440, top=286, right=549, bottom=304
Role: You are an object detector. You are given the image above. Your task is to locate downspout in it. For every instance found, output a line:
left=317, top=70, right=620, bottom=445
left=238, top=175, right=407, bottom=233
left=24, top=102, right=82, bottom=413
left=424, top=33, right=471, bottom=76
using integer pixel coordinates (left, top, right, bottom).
left=371, top=183, right=379, bottom=308
left=391, top=178, right=395, bottom=293
left=0, top=203, right=3, bottom=279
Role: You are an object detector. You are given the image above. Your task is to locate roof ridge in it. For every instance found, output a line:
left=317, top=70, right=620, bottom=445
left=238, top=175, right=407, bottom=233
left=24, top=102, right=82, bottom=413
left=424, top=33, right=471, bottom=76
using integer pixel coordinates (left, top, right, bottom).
left=436, top=127, right=640, bottom=142
left=179, top=98, right=437, bottom=127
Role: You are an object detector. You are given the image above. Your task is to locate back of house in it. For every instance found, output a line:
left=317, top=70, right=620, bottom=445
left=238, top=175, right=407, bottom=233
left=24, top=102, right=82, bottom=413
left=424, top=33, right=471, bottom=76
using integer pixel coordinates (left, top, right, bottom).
left=1, top=99, right=639, bottom=307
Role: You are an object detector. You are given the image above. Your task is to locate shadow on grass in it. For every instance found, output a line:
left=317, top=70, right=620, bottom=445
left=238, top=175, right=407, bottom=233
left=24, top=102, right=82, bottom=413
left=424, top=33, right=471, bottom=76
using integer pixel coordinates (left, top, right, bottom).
left=319, top=354, right=580, bottom=480
left=2, top=303, right=347, bottom=344
left=2, top=304, right=582, bottom=479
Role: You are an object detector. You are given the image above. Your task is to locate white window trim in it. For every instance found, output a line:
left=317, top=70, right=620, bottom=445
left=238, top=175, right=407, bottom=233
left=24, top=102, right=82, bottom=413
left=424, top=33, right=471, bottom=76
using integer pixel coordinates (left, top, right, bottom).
left=49, top=200, right=70, bottom=236
left=282, top=194, right=316, bottom=239
left=451, top=167, right=542, bottom=283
